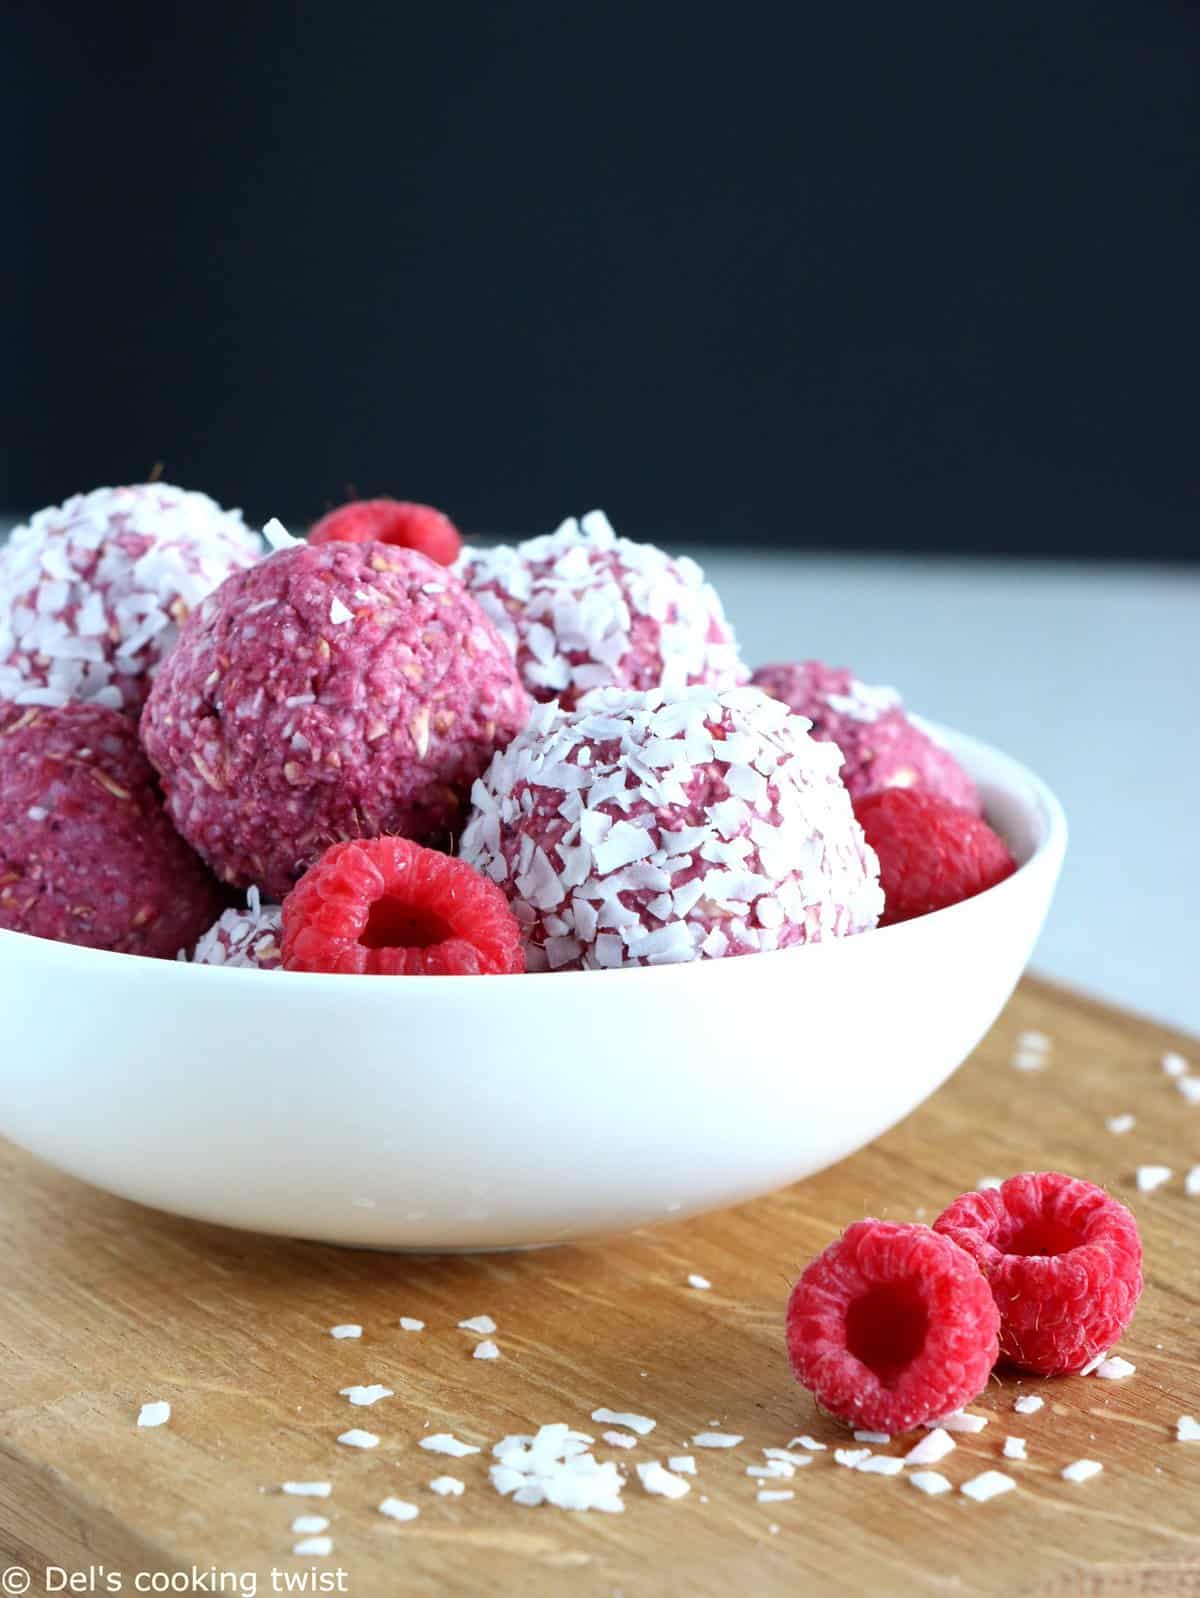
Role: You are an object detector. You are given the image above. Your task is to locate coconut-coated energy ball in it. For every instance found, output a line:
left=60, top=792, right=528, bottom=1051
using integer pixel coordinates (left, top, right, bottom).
left=456, top=510, right=745, bottom=710
left=459, top=684, right=883, bottom=971
left=0, top=700, right=224, bottom=957
left=751, top=660, right=980, bottom=812
left=191, top=887, right=282, bottom=969
left=141, top=536, right=531, bottom=899
left=0, top=483, right=261, bottom=715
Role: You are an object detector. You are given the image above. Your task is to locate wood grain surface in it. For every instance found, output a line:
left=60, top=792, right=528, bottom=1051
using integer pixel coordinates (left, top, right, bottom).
left=1, top=975, right=1198, bottom=1598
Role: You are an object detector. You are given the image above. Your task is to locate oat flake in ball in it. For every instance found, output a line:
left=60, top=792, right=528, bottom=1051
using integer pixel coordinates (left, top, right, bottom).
left=459, top=684, right=883, bottom=971
left=141, top=535, right=531, bottom=899
left=0, top=700, right=224, bottom=958
left=0, top=483, right=261, bottom=715
left=751, top=660, right=980, bottom=812
left=456, top=509, right=745, bottom=710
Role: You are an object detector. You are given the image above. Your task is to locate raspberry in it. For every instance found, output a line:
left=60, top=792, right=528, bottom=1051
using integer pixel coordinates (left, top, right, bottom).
left=786, top=1220, right=1000, bottom=1433
left=281, top=837, right=524, bottom=976
left=853, top=788, right=1016, bottom=926
left=308, top=499, right=462, bottom=567
left=933, top=1173, right=1143, bottom=1375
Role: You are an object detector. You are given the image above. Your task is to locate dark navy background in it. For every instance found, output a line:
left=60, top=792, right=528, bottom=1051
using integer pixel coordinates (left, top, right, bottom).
left=4, top=2, right=1197, bottom=556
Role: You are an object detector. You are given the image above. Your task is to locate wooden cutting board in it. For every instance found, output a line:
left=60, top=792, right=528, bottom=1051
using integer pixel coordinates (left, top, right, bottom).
left=1, top=976, right=1198, bottom=1598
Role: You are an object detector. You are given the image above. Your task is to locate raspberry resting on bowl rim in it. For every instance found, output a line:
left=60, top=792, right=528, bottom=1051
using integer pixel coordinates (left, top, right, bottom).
left=0, top=482, right=261, bottom=716
left=140, top=535, right=531, bottom=900
left=751, top=659, right=980, bottom=812
left=456, top=509, right=746, bottom=711
left=458, top=683, right=883, bottom=971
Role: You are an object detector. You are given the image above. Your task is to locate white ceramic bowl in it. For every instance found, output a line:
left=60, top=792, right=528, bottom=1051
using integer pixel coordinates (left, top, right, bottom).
left=0, top=724, right=1065, bottom=1250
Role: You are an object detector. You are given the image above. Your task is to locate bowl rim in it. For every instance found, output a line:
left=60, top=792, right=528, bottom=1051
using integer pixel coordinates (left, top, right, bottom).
left=0, top=718, right=1067, bottom=991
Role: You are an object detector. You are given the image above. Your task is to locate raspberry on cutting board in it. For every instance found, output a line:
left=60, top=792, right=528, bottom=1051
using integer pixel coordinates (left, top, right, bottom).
left=281, top=836, right=525, bottom=976
left=853, top=787, right=1017, bottom=926
left=934, top=1172, right=1144, bottom=1375
left=786, top=1219, right=1000, bottom=1433
left=308, top=499, right=463, bottom=567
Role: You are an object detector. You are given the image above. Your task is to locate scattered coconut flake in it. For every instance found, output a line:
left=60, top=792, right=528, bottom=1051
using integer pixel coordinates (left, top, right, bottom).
left=1011, top=1050, right=1048, bottom=1071
left=458, top=1315, right=497, bottom=1335
left=977, top=1177, right=1003, bottom=1191
left=420, top=1434, right=480, bottom=1457
left=1013, top=1395, right=1044, bottom=1415
left=1175, top=1416, right=1200, bottom=1441
left=1017, top=1030, right=1051, bottom=1052
left=747, top=1462, right=794, bottom=1479
left=905, top=1429, right=955, bottom=1466
left=592, top=1408, right=656, bottom=1436
left=1178, top=1077, right=1200, bottom=1105
left=1094, top=1356, right=1136, bottom=1380
left=961, top=1470, right=1016, bottom=1503
left=137, top=1401, right=170, bottom=1429
left=687, top=1273, right=712, bottom=1290
left=330, top=1324, right=362, bottom=1340
left=692, top=1431, right=743, bottom=1449
left=854, top=1430, right=891, bottom=1444
left=1186, top=1167, right=1200, bottom=1198
left=281, top=1483, right=332, bottom=1498
left=490, top=1423, right=625, bottom=1512
left=909, top=1471, right=952, bottom=1496
left=1079, top=1351, right=1109, bottom=1376
left=834, top=1449, right=873, bottom=1469
left=399, top=1317, right=425, bottom=1332
left=1137, top=1169, right=1176, bottom=1195
left=263, top=517, right=300, bottom=551
left=636, top=1461, right=691, bottom=1500
left=290, top=1516, right=329, bottom=1535
left=1106, top=1114, right=1136, bottom=1135
left=763, top=1448, right=813, bottom=1469
left=473, top=1340, right=501, bottom=1361
left=857, top=1456, right=904, bottom=1476
left=668, top=1455, right=696, bottom=1475
left=429, top=1476, right=465, bottom=1497
left=927, top=1410, right=988, bottom=1434
left=1061, top=1459, right=1103, bottom=1484
left=337, top=1429, right=379, bottom=1449
left=602, top=1431, right=638, bottom=1449
left=788, top=1436, right=827, bottom=1451
left=1161, top=1051, right=1189, bottom=1077
left=756, top=1489, right=794, bottom=1503
left=292, top=1537, right=332, bottom=1557
left=340, top=1384, right=393, bottom=1407
left=328, top=596, right=353, bottom=626
left=378, top=1498, right=420, bottom=1522
left=1003, top=1438, right=1027, bottom=1460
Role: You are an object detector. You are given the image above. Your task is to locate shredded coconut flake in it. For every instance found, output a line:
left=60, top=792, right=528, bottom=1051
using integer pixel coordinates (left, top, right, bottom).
left=692, top=1431, right=743, bottom=1449
left=904, top=1428, right=955, bottom=1465
left=1094, top=1356, right=1136, bottom=1380
left=378, top=1498, right=420, bottom=1522
left=1003, top=1437, right=1028, bottom=1460
left=857, top=1455, right=904, bottom=1476
left=687, top=1273, right=712, bottom=1291
left=961, top=1470, right=1016, bottom=1503
left=292, top=1536, right=332, bottom=1557
left=473, top=1339, right=501, bottom=1361
left=420, top=1434, right=480, bottom=1457
left=490, top=1422, right=625, bottom=1513
left=1106, top=1114, right=1136, bottom=1135
left=340, top=1384, right=393, bottom=1406
left=1175, top=1416, right=1200, bottom=1441
left=788, top=1435, right=827, bottom=1451
left=1013, top=1395, right=1044, bottom=1415
left=592, top=1408, right=656, bottom=1436
left=833, top=1449, right=873, bottom=1469
left=429, top=1476, right=465, bottom=1497
left=281, top=1483, right=332, bottom=1498
left=1136, top=1165, right=1173, bottom=1193
left=329, top=596, right=353, bottom=626
left=602, top=1431, right=638, bottom=1449
left=1017, top=1030, right=1051, bottom=1052
left=756, top=1489, right=794, bottom=1503
left=137, top=1401, right=170, bottom=1429
left=668, top=1455, right=696, bottom=1474
left=399, top=1317, right=425, bottom=1331
left=909, top=1471, right=952, bottom=1496
left=290, top=1517, right=329, bottom=1535
left=636, top=1461, right=691, bottom=1500
left=337, top=1428, right=379, bottom=1449
left=853, top=1430, right=891, bottom=1444
left=458, top=1315, right=497, bottom=1335
left=1177, top=1077, right=1200, bottom=1105
left=977, top=1177, right=1003, bottom=1191
left=330, top=1324, right=362, bottom=1340
left=1061, top=1459, right=1103, bottom=1484
left=1161, top=1051, right=1189, bottom=1077
left=927, top=1410, right=988, bottom=1434
left=263, top=517, right=300, bottom=550
left=1186, top=1167, right=1200, bottom=1198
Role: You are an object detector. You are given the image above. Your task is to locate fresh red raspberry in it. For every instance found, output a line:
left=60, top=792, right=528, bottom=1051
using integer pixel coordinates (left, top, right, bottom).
left=281, top=837, right=524, bottom=976
left=786, top=1219, right=1000, bottom=1433
left=853, top=788, right=1016, bottom=926
left=933, top=1172, right=1143, bottom=1375
left=308, top=499, right=462, bottom=567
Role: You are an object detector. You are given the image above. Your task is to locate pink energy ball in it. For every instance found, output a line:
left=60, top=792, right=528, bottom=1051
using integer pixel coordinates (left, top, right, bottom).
left=192, top=889, right=282, bottom=969
left=0, top=700, right=224, bottom=958
left=751, top=660, right=980, bottom=812
left=0, top=482, right=261, bottom=715
left=460, top=684, right=883, bottom=971
left=141, top=539, right=531, bottom=898
left=456, top=510, right=745, bottom=711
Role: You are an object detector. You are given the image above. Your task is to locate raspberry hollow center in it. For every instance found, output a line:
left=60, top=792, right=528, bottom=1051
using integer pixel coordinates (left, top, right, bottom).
left=845, top=1283, right=929, bottom=1387
left=360, top=896, right=452, bottom=950
left=1005, top=1215, right=1085, bottom=1258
